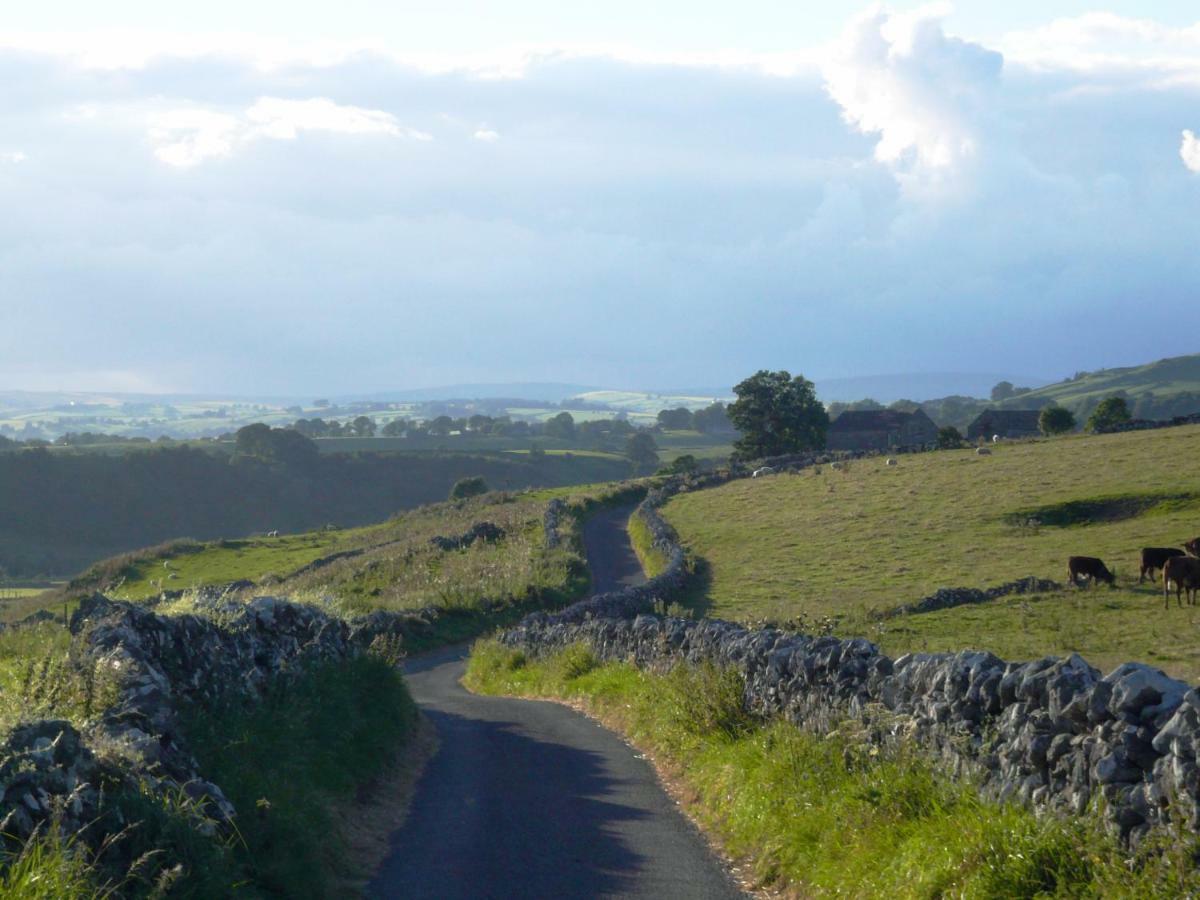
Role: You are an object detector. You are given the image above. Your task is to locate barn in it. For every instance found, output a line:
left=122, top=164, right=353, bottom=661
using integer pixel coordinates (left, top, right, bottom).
left=966, top=409, right=1042, bottom=441
left=826, top=408, right=938, bottom=452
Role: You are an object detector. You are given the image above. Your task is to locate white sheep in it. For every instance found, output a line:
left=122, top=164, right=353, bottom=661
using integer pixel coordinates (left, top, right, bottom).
left=752, top=466, right=775, bottom=478
left=976, top=447, right=992, bottom=456
left=886, top=458, right=897, bottom=466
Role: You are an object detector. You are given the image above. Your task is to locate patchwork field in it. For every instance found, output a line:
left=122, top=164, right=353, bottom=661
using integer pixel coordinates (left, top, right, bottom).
left=661, top=425, right=1200, bottom=680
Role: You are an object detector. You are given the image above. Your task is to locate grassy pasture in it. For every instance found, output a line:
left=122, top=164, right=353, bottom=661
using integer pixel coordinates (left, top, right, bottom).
left=661, top=425, right=1200, bottom=680
left=64, top=482, right=647, bottom=640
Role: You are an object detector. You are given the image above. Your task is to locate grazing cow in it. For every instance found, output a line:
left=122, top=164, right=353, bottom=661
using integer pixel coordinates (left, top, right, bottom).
left=1185, top=537, right=1200, bottom=557
left=752, top=466, right=775, bottom=478
left=1140, top=547, right=1185, bottom=583
left=975, top=447, right=992, bottom=456
left=1163, top=555, right=1200, bottom=608
left=1068, top=556, right=1115, bottom=587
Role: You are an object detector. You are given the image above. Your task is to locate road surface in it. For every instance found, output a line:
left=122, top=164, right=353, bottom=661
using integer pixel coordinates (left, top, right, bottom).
left=368, top=504, right=743, bottom=899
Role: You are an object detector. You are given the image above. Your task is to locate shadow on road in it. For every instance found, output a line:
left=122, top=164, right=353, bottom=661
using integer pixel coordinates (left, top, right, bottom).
left=370, top=704, right=652, bottom=899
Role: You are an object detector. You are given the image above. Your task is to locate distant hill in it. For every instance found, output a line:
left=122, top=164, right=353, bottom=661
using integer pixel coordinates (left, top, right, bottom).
left=814, top=372, right=1050, bottom=404
left=355, top=383, right=598, bottom=403
left=998, top=353, right=1200, bottom=419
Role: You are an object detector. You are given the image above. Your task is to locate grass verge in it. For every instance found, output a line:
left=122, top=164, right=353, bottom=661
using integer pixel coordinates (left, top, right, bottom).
left=465, top=639, right=1200, bottom=898
left=626, top=510, right=670, bottom=579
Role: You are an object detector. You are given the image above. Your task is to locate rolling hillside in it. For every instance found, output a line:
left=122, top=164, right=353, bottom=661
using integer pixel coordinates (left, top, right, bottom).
left=997, top=353, right=1200, bottom=419
left=660, top=424, right=1200, bottom=680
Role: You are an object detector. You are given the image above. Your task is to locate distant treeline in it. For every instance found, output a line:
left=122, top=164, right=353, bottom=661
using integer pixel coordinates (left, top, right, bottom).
left=0, top=439, right=630, bottom=578
left=290, top=401, right=733, bottom=441
left=828, top=390, right=1200, bottom=433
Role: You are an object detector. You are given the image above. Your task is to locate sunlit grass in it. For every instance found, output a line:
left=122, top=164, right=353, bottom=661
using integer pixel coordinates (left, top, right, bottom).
left=662, top=425, right=1200, bottom=679
left=466, top=640, right=1200, bottom=898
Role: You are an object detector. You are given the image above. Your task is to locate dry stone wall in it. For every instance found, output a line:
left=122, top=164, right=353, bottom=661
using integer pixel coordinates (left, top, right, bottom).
left=503, top=473, right=1200, bottom=845
left=0, top=592, right=428, bottom=850
left=502, top=612, right=1200, bottom=844
left=2, top=495, right=587, bottom=849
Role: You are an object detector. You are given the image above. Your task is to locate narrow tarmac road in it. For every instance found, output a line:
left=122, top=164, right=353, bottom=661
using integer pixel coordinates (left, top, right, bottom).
left=368, top=505, right=744, bottom=899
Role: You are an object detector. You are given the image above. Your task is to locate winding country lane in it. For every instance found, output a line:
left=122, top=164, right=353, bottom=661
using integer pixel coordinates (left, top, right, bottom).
left=368, top=505, right=745, bottom=899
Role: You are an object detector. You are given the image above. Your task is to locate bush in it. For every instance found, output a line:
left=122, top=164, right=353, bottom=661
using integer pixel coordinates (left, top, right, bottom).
left=936, top=426, right=963, bottom=449
left=1087, top=396, right=1132, bottom=432
left=659, top=454, right=698, bottom=476
left=449, top=476, right=488, bottom=501
left=1039, top=405, right=1076, bottom=435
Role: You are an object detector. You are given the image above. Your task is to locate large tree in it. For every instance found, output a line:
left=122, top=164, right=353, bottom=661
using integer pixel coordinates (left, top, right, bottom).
left=1039, top=406, right=1076, bottom=436
left=1086, top=396, right=1131, bottom=433
left=624, top=431, right=659, bottom=470
left=727, top=370, right=829, bottom=459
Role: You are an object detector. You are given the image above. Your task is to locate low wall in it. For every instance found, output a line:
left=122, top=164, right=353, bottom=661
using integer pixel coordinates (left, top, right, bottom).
left=502, top=473, right=1200, bottom=846
left=501, top=613, right=1199, bottom=844
left=0, top=593, right=428, bottom=848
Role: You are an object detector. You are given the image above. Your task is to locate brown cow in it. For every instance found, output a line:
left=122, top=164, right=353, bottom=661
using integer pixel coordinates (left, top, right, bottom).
left=1163, top=555, right=1200, bottom=609
left=1185, top=537, right=1200, bottom=557
left=1140, top=547, right=1186, bottom=583
left=1068, top=556, right=1115, bottom=587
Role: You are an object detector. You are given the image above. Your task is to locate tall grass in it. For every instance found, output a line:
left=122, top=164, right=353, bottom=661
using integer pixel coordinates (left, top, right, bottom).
left=0, top=623, right=120, bottom=730
left=466, top=640, right=1200, bottom=898
left=177, top=653, right=417, bottom=898
left=0, top=652, right=418, bottom=898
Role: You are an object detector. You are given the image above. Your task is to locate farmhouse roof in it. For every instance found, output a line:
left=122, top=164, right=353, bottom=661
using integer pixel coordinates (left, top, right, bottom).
left=829, top=408, right=931, bottom=431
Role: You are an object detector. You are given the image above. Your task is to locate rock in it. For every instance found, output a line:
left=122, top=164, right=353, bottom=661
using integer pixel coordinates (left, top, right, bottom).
left=1095, top=752, right=1143, bottom=785
left=1107, top=664, right=1187, bottom=718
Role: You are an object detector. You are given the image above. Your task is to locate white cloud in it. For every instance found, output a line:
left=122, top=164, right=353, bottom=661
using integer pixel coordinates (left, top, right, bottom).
left=1182, top=129, right=1200, bottom=173
left=149, top=97, right=428, bottom=167
left=473, top=126, right=500, bottom=142
left=1, top=151, right=26, bottom=163
left=822, top=5, right=1002, bottom=183
left=0, top=28, right=824, bottom=79
left=149, top=109, right=241, bottom=167
left=1001, top=13, right=1200, bottom=76
left=247, top=97, right=404, bottom=140
left=3, top=13, right=1200, bottom=392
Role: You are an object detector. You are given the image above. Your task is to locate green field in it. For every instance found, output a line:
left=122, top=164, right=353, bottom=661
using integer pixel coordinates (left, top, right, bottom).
left=58, top=481, right=650, bottom=638
left=661, top=425, right=1200, bottom=680
left=1011, top=353, right=1200, bottom=410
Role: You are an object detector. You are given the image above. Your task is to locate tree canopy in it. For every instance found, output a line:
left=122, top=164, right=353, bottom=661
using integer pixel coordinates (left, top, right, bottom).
left=1039, top=406, right=1076, bottom=436
left=449, top=476, right=488, bottom=500
left=624, top=431, right=659, bottom=470
left=727, top=370, right=829, bottom=459
left=1086, top=396, right=1131, bottom=432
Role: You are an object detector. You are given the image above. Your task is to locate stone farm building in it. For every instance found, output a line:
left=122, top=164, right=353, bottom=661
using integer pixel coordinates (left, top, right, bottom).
left=966, top=409, right=1042, bottom=442
left=826, top=408, right=938, bottom=452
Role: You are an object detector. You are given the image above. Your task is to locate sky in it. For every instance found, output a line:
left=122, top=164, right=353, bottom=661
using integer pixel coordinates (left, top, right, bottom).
left=2, top=2, right=1199, bottom=395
